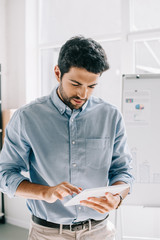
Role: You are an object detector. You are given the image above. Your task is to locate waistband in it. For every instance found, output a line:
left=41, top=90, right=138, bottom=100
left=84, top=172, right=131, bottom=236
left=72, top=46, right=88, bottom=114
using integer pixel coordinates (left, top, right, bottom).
left=32, top=214, right=109, bottom=231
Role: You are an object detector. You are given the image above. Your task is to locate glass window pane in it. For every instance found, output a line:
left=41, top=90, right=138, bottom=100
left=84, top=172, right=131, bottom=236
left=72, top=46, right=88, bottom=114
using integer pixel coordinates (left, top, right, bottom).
left=39, top=0, right=121, bottom=44
left=93, top=40, right=122, bottom=110
left=135, top=39, right=160, bottom=74
left=130, top=0, right=160, bottom=31
left=40, top=48, right=60, bottom=96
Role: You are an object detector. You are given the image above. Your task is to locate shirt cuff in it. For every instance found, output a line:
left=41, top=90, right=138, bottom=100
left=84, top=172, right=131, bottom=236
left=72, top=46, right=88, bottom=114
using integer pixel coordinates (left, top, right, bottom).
left=109, top=175, right=134, bottom=194
left=2, top=173, right=29, bottom=198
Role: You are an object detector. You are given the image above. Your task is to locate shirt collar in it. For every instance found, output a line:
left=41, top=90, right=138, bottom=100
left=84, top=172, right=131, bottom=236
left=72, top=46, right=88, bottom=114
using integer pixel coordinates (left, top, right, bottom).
left=50, top=85, right=89, bottom=115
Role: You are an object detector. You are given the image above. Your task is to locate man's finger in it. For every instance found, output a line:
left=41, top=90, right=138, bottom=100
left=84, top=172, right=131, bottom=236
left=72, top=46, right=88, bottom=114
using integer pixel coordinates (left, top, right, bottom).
left=64, top=182, right=82, bottom=194
left=80, top=200, right=109, bottom=213
left=87, top=197, right=110, bottom=207
left=57, top=185, right=73, bottom=196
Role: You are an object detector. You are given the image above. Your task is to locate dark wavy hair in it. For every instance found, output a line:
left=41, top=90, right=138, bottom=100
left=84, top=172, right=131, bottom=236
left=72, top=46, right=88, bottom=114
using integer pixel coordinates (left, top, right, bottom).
left=58, top=36, right=109, bottom=79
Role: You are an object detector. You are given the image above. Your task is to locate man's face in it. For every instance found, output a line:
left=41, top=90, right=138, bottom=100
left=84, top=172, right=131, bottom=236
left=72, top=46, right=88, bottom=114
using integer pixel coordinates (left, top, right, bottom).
left=54, top=66, right=100, bottom=110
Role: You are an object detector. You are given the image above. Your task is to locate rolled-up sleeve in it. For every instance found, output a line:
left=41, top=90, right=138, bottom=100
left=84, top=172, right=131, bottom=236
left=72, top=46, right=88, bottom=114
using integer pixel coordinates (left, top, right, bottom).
left=0, top=110, right=30, bottom=198
left=109, top=112, right=134, bottom=189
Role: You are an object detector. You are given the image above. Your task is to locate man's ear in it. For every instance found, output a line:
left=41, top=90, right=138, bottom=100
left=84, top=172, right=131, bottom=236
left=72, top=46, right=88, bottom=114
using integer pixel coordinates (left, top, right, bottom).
left=54, top=65, right=61, bottom=83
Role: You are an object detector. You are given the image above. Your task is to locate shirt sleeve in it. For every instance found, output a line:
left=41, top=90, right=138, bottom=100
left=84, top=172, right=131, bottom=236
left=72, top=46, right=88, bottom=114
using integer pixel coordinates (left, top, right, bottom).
left=0, top=110, right=30, bottom=198
left=108, top=111, right=134, bottom=190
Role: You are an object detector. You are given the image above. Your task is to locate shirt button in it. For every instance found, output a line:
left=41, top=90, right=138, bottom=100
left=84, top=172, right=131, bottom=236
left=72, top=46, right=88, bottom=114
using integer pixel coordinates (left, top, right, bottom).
left=72, top=141, right=75, bottom=144
left=60, top=109, right=63, bottom=112
left=71, top=119, right=74, bottom=122
left=72, top=163, right=77, bottom=167
left=78, top=207, right=82, bottom=210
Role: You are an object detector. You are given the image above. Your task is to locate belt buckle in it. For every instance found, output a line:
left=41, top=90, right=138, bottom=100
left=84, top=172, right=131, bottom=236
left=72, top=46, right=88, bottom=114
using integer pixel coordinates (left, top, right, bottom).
left=70, top=224, right=77, bottom=231
left=70, top=222, right=85, bottom=231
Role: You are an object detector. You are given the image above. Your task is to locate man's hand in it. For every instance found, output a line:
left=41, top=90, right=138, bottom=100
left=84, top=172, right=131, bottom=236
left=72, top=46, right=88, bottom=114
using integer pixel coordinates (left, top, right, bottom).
left=80, top=192, right=120, bottom=213
left=44, top=181, right=82, bottom=203
left=15, top=180, right=82, bottom=203
left=80, top=182, right=130, bottom=213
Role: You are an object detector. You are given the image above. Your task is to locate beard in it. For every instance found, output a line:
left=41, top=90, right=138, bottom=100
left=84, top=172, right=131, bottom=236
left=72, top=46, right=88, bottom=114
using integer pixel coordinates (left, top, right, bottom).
left=57, top=83, right=87, bottom=110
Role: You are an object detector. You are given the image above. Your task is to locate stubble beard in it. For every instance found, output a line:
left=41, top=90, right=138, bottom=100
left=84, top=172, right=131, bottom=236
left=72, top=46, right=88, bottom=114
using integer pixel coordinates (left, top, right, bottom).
left=58, top=83, right=87, bottom=110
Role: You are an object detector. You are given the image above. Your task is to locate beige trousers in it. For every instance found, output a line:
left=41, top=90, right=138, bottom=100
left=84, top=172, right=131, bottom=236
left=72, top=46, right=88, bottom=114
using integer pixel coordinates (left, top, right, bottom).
left=28, top=219, right=115, bottom=240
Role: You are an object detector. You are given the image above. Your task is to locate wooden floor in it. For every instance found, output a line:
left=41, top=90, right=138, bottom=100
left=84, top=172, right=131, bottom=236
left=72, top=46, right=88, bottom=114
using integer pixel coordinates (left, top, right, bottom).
left=0, top=223, right=28, bottom=240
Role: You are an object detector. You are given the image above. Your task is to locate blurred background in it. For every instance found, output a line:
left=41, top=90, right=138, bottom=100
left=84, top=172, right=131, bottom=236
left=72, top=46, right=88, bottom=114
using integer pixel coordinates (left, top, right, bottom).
left=0, top=0, right=160, bottom=239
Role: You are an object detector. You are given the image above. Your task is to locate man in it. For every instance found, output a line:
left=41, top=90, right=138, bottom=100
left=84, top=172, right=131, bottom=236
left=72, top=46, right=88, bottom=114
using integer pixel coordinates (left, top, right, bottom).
left=0, top=36, right=133, bottom=240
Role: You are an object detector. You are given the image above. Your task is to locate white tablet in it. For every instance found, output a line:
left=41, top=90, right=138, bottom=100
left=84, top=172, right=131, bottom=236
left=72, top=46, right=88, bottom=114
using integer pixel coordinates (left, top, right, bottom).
left=64, top=184, right=129, bottom=206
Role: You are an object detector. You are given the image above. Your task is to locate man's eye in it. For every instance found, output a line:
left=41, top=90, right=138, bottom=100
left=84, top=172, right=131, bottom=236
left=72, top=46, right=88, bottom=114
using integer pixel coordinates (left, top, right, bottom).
left=89, top=86, right=95, bottom=89
left=72, top=84, right=79, bottom=87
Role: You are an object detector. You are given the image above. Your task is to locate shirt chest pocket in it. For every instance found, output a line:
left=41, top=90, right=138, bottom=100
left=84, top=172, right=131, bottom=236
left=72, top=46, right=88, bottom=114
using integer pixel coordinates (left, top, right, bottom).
left=85, top=138, right=110, bottom=169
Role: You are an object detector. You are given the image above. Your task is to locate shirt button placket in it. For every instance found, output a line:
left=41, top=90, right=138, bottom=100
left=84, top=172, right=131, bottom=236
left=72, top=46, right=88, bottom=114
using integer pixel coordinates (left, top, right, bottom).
left=70, top=114, right=77, bottom=184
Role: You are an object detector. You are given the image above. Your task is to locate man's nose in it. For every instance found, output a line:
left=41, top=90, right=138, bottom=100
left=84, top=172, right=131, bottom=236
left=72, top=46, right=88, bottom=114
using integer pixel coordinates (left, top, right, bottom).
left=77, top=87, right=88, bottom=99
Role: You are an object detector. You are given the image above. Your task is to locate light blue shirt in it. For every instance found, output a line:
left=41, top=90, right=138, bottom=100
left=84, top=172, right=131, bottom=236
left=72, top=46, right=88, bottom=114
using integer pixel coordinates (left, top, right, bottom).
left=0, top=86, right=133, bottom=224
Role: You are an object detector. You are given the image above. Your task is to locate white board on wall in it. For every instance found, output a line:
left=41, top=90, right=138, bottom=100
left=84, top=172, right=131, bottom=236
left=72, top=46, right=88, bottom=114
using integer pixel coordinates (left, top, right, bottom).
left=122, top=74, right=160, bottom=207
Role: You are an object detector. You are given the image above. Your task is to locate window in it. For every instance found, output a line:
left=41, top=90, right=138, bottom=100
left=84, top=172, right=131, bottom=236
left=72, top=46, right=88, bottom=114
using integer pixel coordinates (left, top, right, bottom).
left=40, top=48, right=60, bottom=96
left=135, top=39, right=160, bottom=73
left=128, top=0, right=160, bottom=75
left=94, top=40, right=122, bottom=109
left=130, top=0, right=160, bottom=31
left=39, top=0, right=122, bottom=44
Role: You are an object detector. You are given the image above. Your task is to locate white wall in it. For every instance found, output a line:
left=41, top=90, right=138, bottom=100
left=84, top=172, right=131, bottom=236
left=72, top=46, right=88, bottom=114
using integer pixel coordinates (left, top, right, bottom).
left=0, top=0, right=30, bottom=229
left=0, top=0, right=7, bottom=109
left=5, top=0, right=26, bottom=109
left=4, top=195, right=30, bottom=229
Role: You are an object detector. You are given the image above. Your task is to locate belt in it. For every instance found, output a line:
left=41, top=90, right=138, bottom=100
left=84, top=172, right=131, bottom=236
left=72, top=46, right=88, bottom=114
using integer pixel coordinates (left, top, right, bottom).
left=32, top=214, right=109, bottom=231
